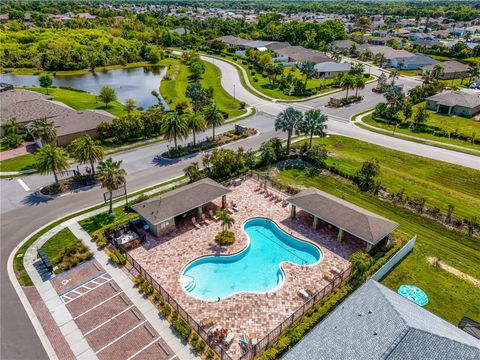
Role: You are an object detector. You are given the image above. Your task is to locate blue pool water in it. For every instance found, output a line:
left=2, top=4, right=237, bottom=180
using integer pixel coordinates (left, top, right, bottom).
left=181, top=218, right=322, bottom=301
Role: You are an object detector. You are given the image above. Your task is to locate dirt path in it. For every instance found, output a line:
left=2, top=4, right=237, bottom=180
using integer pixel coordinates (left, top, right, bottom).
left=427, top=257, right=480, bottom=287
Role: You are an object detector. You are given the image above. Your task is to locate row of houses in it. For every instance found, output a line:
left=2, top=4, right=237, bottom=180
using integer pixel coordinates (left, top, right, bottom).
left=0, top=89, right=114, bottom=146
left=217, top=36, right=351, bottom=78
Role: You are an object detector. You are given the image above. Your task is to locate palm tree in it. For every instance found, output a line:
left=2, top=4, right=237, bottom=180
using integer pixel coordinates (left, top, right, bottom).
left=384, top=85, right=405, bottom=112
left=35, top=145, right=69, bottom=184
left=215, top=209, right=235, bottom=232
left=389, top=69, right=400, bottom=85
left=124, top=98, right=136, bottom=115
left=275, top=107, right=303, bottom=154
left=468, top=65, right=480, bottom=84
left=161, top=112, right=189, bottom=150
left=204, top=103, right=224, bottom=141
left=69, top=135, right=104, bottom=175
left=298, top=109, right=328, bottom=148
left=431, top=63, right=444, bottom=79
left=341, top=75, right=355, bottom=100
left=186, top=112, right=206, bottom=146
left=1, top=118, right=25, bottom=136
left=96, top=157, right=126, bottom=214
left=298, top=60, right=316, bottom=87
left=354, top=75, right=366, bottom=97
left=29, top=118, right=57, bottom=145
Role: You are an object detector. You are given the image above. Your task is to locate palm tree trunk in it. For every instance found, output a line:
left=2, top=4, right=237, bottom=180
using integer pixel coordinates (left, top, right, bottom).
left=90, top=159, right=95, bottom=176
left=355, top=87, right=359, bottom=97
left=109, top=191, right=113, bottom=214
left=304, top=75, right=308, bottom=88
left=286, top=130, right=292, bottom=154
left=53, top=170, right=58, bottom=184
left=174, top=135, right=178, bottom=150
left=193, top=131, right=196, bottom=146
left=345, top=88, right=349, bottom=100
left=309, top=131, right=313, bottom=148
left=212, top=125, right=216, bottom=141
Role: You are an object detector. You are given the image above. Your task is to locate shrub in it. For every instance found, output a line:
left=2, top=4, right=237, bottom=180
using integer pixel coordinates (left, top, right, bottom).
left=253, top=77, right=258, bottom=82
left=240, top=101, right=246, bottom=109
left=161, top=304, right=171, bottom=317
left=133, top=275, right=145, bottom=287
left=207, top=349, right=215, bottom=359
left=172, top=311, right=179, bottom=321
left=192, top=339, right=206, bottom=352
left=2, top=133, right=23, bottom=149
left=109, top=249, right=126, bottom=265
left=215, top=230, right=235, bottom=245
left=153, top=290, right=164, bottom=305
left=172, top=318, right=191, bottom=340
left=251, top=71, right=256, bottom=76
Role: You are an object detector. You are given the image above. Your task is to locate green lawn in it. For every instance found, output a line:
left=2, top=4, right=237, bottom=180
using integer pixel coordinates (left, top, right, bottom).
left=0, top=153, right=36, bottom=172
left=397, top=69, right=420, bottom=76
left=20, top=86, right=128, bottom=117
left=40, top=228, right=78, bottom=265
left=275, top=164, right=480, bottom=324
left=200, top=61, right=245, bottom=118
left=160, top=58, right=246, bottom=119
left=362, top=102, right=480, bottom=151
left=300, top=136, right=480, bottom=220
left=79, top=206, right=139, bottom=235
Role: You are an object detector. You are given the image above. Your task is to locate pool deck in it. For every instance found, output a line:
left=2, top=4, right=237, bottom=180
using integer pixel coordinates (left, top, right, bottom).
left=128, top=179, right=358, bottom=358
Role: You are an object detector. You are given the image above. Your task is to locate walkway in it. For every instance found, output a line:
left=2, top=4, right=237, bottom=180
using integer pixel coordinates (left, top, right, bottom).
left=0, top=141, right=37, bottom=161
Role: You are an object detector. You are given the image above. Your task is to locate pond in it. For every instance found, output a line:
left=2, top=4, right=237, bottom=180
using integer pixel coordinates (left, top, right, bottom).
left=1, top=66, right=168, bottom=110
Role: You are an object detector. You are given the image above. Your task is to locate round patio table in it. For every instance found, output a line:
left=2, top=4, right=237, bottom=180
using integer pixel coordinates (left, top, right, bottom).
left=397, top=285, right=428, bottom=306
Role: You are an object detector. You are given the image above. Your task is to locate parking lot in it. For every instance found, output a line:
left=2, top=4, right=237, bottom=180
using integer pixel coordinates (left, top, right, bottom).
left=51, top=260, right=177, bottom=360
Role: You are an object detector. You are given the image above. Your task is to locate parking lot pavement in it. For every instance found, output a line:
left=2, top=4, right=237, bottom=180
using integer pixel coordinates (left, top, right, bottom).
left=51, top=260, right=177, bottom=360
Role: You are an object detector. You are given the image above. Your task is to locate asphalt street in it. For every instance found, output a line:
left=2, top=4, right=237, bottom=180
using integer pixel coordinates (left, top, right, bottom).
left=1, top=56, right=479, bottom=359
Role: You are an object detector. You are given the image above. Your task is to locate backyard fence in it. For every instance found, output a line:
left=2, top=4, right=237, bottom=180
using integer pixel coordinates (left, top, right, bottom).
left=371, top=235, right=416, bottom=281
left=120, top=248, right=352, bottom=360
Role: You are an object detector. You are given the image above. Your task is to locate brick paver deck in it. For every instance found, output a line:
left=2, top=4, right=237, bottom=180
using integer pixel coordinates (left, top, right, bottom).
left=129, top=179, right=356, bottom=357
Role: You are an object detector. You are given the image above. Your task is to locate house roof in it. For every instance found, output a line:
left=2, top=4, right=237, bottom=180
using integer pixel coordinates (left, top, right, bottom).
left=0, top=89, right=114, bottom=136
left=132, top=178, right=231, bottom=225
left=265, top=42, right=291, bottom=52
left=282, top=280, right=480, bottom=360
left=391, top=54, right=438, bottom=66
left=274, top=46, right=331, bottom=64
left=422, top=60, right=469, bottom=74
left=314, top=61, right=351, bottom=72
left=427, top=90, right=480, bottom=109
left=357, top=45, right=414, bottom=60
left=216, top=35, right=251, bottom=46
left=286, top=188, right=398, bottom=244
left=330, top=39, right=355, bottom=50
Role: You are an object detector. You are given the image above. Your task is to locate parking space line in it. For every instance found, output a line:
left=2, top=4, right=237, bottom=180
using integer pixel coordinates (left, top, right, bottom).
left=126, top=338, right=163, bottom=360
left=16, top=178, right=30, bottom=191
left=58, top=271, right=108, bottom=296
left=73, top=291, right=124, bottom=320
left=83, top=304, right=134, bottom=336
left=61, top=277, right=113, bottom=304
left=95, top=320, right=147, bottom=354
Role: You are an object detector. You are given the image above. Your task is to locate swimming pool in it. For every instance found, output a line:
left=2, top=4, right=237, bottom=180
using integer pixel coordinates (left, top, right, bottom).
left=181, top=217, right=322, bottom=301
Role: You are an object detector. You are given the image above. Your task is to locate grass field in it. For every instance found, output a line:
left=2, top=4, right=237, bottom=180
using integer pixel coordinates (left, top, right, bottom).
left=160, top=58, right=246, bottom=118
left=0, top=153, right=36, bottom=172
left=275, top=156, right=480, bottom=324
left=397, top=69, right=420, bottom=76
left=79, top=206, right=139, bottom=235
left=298, top=136, right=480, bottom=220
left=20, top=86, right=128, bottom=117
left=362, top=102, right=480, bottom=151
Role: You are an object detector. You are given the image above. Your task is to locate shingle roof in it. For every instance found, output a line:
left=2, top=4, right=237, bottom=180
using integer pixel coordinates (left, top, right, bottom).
left=422, top=60, right=469, bottom=74
left=273, top=46, right=331, bottom=64
left=331, top=39, right=355, bottom=50
left=216, top=35, right=252, bottom=46
left=282, top=280, right=480, bottom=360
left=391, top=54, right=438, bottom=66
left=132, top=178, right=231, bottom=225
left=286, top=188, right=398, bottom=244
left=357, top=45, right=414, bottom=60
left=427, top=90, right=480, bottom=109
left=314, top=61, right=351, bottom=72
left=0, top=89, right=114, bottom=136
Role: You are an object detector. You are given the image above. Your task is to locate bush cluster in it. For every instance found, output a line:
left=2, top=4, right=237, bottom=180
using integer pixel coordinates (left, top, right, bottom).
left=109, top=249, right=126, bottom=265
left=56, top=241, right=93, bottom=272
left=215, top=230, right=236, bottom=245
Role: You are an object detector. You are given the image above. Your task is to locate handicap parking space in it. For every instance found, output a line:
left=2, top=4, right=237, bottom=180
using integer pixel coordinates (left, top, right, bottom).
left=50, top=259, right=176, bottom=360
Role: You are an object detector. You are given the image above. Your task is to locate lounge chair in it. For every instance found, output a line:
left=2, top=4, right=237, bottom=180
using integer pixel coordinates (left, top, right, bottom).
left=201, top=213, right=209, bottom=224
left=224, top=331, right=235, bottom=345
left=298, top=289, right=310, bottom=299
left=192, top=217, right=199, bottom=227
left=209, top=210, right=217, bottom=220
left=200, top=317, right=215, bottom=329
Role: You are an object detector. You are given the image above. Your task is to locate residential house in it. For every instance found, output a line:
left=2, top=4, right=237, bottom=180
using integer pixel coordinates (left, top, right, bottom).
left=314, top=62, right=351, bottom=78
left=413, top=38, right=441, bottom=47
left=408, top=32, right=433, bottom=41
left=426, top=90, right=480, bottom=117
left=357, top=44, right=414, bottom=61
left=390, top=54, right=438, bottom=70
left=77, top=13, right=97, bottom=20
left=329, top=39, right=356, bottom=54
left=422, top=60, right=470, bottom=79
left=0, top=89, right=114, bottom=145
left=282, top=280, right=480, bottom=360
left=0, top=14, right=9, bottom=21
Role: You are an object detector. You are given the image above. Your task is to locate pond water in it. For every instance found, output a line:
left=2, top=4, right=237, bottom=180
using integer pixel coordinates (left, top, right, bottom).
left=1, top=66, right=167, bottom=109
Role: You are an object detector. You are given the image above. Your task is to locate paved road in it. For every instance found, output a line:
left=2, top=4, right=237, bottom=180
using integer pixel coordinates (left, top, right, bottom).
left=1, top=56, right=479, bottom=359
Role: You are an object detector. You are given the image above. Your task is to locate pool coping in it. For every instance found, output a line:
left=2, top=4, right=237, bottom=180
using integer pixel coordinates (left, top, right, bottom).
left=178, top=216, right=324, bottom=302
